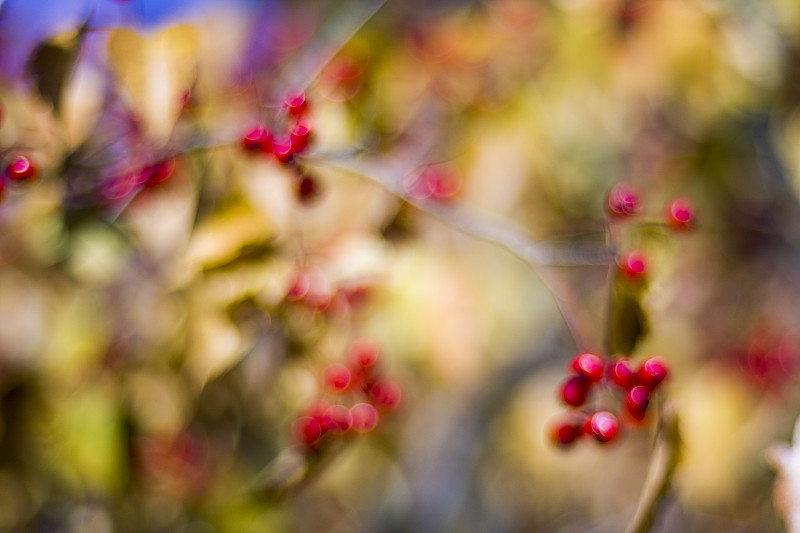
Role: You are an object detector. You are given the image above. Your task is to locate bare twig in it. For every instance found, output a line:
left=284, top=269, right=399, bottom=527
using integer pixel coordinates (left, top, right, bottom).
left=625, top=404, right=682, bottom=533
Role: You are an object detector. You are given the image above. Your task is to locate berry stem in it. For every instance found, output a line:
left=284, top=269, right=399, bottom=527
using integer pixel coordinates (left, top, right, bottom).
left=625, top=403, right=682, bottom=533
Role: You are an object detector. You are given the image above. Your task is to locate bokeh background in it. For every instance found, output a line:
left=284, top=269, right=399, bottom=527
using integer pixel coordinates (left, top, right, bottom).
left=1, top=0, right=800, bottom=531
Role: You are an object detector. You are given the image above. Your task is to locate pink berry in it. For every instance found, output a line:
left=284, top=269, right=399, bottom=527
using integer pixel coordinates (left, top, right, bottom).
left=606, top=182, right=640, bottom=218
left=323, top=363, right=351, bottom=392
left=273, top=138, right=294, bottom=163
left=292, top=416, right=322, bottom=446
left=5, top=155, right=37, bottom=182
left=350, top=403, right=378, bottom=433
left=142, top=158, right=175, bottom=188
left=284, top=91, right=308, bottom=117
left=666, top=197, right=695, bottom=231
left=350, top=338, right=380, bottom=368
left=608, top=358, right=635, bottom=389
left=560, top=376, right=589, bottom=407
left=370, top=380, right=402, bottom=410
left=304, top=399, right=332, bottom=424
left=322, top=404, right=353, bottom=432
left=636, top=356, right=668, bottom=390
left=286, top=271, right=311, bottom=301
left=618, top=250, right=647, bottom=280
left=589, top=411, right=619, bottom=443
left=241, top=125, right=273, bottom=153
left=625, top=385, right=650, bottom=422
left=551, top=421, right=581, bottom=448
left=570, top=352, right=605, bottom=382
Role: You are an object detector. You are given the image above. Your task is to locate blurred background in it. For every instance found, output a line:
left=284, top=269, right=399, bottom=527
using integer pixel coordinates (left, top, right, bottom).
left=0, top=0, right=800, bottom=531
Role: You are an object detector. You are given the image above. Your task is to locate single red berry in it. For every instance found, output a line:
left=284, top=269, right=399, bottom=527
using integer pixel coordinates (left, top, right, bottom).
left=273, top=138, right=294, bottom=163
left=286, top=271, right=311, bottom=301
left=5, top=155, right=37, bottom=182
left=142, top=158, right=175, bottom=188
left=350, top=338, right=380, bottom=369
left=570, top=352, right=605, bottom=382
left=589, top=411, right=619, bottom=443
left=636, top=356, right=668, bottom=390
left=551, top=420, right=581, bottom=448
left=370, top=379, right=402, bottom=410
left=289, top=123, right=311, bottom=154
left=323, top=363, right=352, bottom=392
left=241, top=125, right=273, bottom=153
left=625, top=385, right=650, bottom=422
left=666, top=197, right=695, bottom=231
left=560, top=375, right=590, bottom=407
left=284, top=91, right=308, bottom=117
left=618, top=250, right=647, bottom=279
left=350, top=403, right=379, bottom=433
left=608, top=357, right=635, bottom=389
left=322, top=404, right=353, bottom=432
left=606, top=182, right=640, bottom=218
left=292, top=416, right=322, bottom=446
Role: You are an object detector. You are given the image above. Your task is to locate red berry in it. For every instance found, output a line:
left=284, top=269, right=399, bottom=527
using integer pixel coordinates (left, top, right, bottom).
left=406, top=165, right=461, bottom=201
left=142, top=158, right=175, bottom=188
left=286, top=271, right=311, bottom=301
left=323, top=363, right=351, bottom=392
left=289, top=123, right=311, bottom=153
left=304, top=399, right=332, bottom=424
left=551, top=421, right=581, bottom=448
left=560, top=375, right=589, bottom=407
left=5, top=155, right=37, bottom=182
left=273, top=138, right=294, bottom=163
left=625, top=385, right=650, bottom=422
left=284, top=91, right=308, bottom=117
left=350, top=338, right=380, bottom=368
left=292, top=416, right=322, bottom=445
left=370, top=380, right=402, bottom=410
left=636, top=356, right=668, bottom=390
left=608, top=357, right=635, bottom=389
left=589, top=411, right=619, bottom=443
left=322, top=404, right=353, bottom=432
left=241, top=125, right=273, bottom=153
left=570, top=352, right=605, bottom=382
left=350, top=403, right=378, bottom=433
left=666, top=197, right=695, bottom=231
left=606, top=182, right=640, bottom=218
left=618, top=250, right=647, bottom=279
left=297, top=175, right=318, bottom=202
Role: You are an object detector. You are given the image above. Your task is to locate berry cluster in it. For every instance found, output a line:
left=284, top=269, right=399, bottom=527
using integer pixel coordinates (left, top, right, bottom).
left=551, top=352, right=669, bottom=448
left=606, top=182, right=696, bottom=231
left=291, top=338, right=403, bottom=448
left=241, top=91, right=316, bottom=203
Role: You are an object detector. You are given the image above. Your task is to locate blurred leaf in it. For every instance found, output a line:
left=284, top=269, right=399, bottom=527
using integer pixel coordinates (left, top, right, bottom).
left=608, top=284, right=649, bottom=356
left=27, top=23, right=89, bottom=115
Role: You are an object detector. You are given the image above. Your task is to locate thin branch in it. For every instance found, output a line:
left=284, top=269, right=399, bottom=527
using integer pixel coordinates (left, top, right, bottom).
left=625, top=404, right=682, bottom=533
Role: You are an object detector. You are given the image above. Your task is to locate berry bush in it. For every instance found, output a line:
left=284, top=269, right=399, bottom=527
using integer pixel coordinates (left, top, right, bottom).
left=1, top=0, right=800, bottom=532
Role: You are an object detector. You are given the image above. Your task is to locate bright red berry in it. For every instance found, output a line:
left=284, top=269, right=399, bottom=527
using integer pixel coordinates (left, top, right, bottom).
left=560, top=375, right=589, bottom=407
left=290, top=123, right=311, bottom=153
left=606, top=182, right=640, bottom=218
left=350, top=403, right=378, bottom=433
left=284, top=91, right=308, bottom=117
left=666, top=197, right=695, bottom=231
left=625, top=385, right=650, bottom=422
left=273, top=138, right=294, bottom=163
left=323, top=363, right=352, bottom=392
left=5, top=155, right=37, bottom=182
left=241, top=125, right=273, bottom=153
left=636, top=356, right=668, bottom=390
left=292, top=416, right=322, bottom=446
left=551, top=421, right=581, bottom=448
left=608, top=358, right=635, bottom=389
left=589, top=411, right=619, bottom=443
left=570, top=352, right=605, bottom=382
left=618, top=250, right=647, bottom=279
left=322, top=404, right=353, bottom=432
left=370, top=380, right=402, bottom=410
